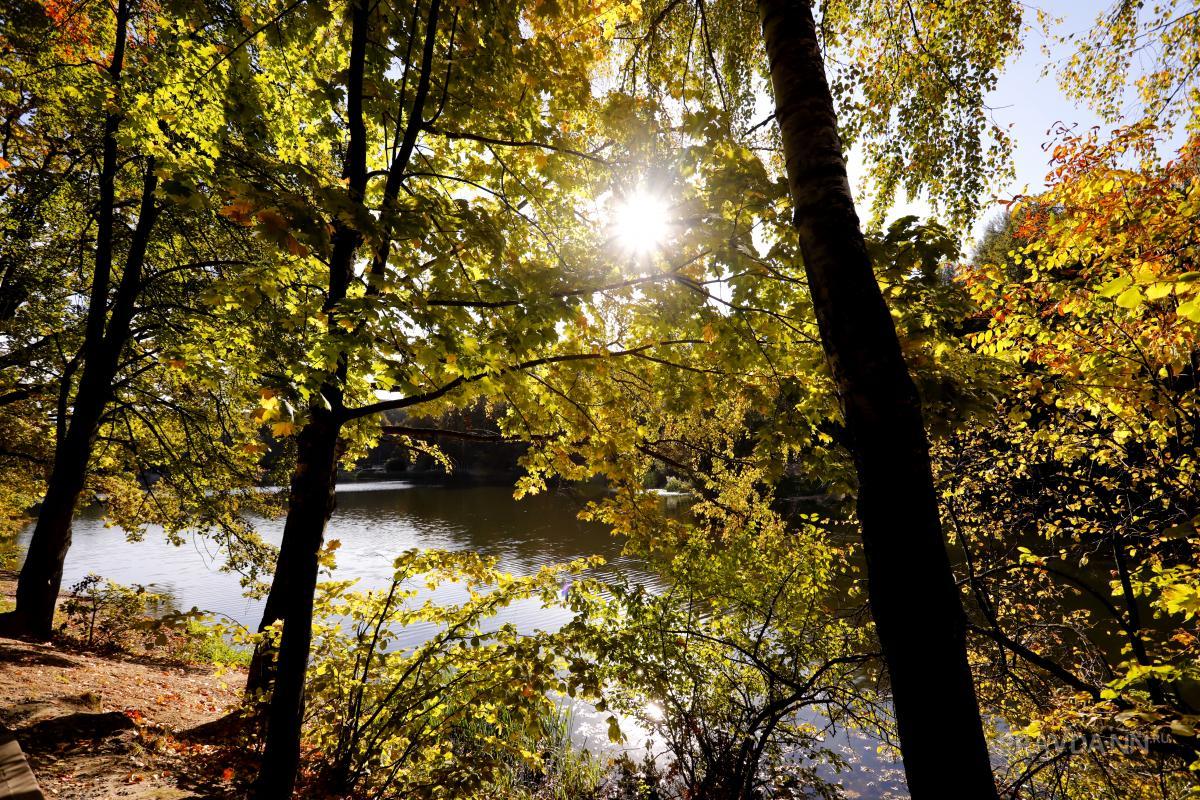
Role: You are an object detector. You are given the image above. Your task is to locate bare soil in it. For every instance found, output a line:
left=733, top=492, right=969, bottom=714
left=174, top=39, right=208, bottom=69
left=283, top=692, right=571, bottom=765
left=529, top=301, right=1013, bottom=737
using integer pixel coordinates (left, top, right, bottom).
left=0, top=573, right=253, bottom=799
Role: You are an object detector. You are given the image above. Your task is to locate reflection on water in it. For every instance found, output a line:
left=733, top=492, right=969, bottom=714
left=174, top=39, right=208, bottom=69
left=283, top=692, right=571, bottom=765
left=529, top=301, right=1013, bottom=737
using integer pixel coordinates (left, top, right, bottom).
left=14, top=481, right=903, bottom=794
left=18, top=482, right=655, bottom=646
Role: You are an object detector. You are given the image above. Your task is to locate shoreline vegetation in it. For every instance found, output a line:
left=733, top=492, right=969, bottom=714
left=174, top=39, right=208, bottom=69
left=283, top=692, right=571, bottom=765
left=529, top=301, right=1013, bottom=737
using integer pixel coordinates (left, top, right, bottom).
left=0, top=569, right=663, bottom=800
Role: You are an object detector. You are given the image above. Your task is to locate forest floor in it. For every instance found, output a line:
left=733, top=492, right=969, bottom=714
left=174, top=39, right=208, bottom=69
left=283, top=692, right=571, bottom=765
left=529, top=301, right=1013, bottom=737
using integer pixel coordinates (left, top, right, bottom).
left=0, top=573, right=252, bottom=799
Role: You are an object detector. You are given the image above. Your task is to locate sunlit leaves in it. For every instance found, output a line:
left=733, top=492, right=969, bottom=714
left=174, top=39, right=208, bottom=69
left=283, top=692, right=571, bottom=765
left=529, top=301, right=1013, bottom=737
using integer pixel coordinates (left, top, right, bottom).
left=948, top=125, right=1200, bottom=792
left=1057, top=0, right=1200, bottom=132
left=300, top=549, right=603, bottom=798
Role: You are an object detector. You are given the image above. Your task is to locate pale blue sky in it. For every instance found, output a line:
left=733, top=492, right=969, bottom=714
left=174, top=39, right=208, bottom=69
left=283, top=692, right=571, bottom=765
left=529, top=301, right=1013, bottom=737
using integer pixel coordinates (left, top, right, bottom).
left=855, top=0, right=1146, bottom=243
left=988, top=0, right=1108, bottom=197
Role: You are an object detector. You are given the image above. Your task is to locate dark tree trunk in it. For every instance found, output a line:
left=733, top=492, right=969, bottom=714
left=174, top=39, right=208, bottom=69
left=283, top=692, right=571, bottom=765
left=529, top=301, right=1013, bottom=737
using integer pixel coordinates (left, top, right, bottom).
left=0, top=7, right=158, bottom=635
left=754, top=1, right=996, bottom=796
left=246, top=0, right=444, bottom=701
left=7, top=420, right=93, bottom=639
left=249, top=0, right=371, bottom=794
left=244, top=533, right=296, bottom=696
left=250, top=414, right=341, bottom=799
left=3, top=166, right=159, bottom=640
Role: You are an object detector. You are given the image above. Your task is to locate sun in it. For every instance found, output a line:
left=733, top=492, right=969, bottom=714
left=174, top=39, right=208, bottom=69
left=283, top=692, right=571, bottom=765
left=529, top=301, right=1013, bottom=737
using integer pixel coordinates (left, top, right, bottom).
left=612, top=189, right=670, bottom=256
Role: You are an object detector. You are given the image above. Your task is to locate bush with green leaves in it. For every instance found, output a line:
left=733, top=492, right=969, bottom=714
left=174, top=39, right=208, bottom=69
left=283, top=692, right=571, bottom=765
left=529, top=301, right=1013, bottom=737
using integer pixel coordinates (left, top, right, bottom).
left=58, top=574, right=249, bottom=665
left=300, top=549, right=605, bottom=799
left=59, top=573, right=168, bottom=651
left=146, top=607, right=253, bottom=667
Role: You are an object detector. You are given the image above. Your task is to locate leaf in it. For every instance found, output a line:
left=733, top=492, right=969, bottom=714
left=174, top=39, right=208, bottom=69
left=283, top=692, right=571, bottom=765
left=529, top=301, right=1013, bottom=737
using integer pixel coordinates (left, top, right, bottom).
left=1146, top=282, right=1173, bottom=300
left=1097, top=275, right=1132, bottom=298
left=285, top=235, right=308, bottom=257
left=1162, top=584, right=1200, bottom=619
left=1114, top=286, right=1144, bottom=309
left=1177, top=299, right=1200, bottom=322
left=1169, top=720, right=1197, bottom=737
left=219, top=200, right=256, bottom=225
left=255, top=209, right=290, bottom=234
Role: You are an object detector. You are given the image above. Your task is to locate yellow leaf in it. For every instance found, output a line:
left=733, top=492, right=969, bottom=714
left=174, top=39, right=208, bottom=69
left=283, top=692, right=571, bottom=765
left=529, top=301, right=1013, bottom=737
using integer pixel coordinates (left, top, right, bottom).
left=1178, top=299, right=1200, bottom=322
left=1114, top=286, right=1144, bottom=309
left=1146, top=282, right=1173, bottom=300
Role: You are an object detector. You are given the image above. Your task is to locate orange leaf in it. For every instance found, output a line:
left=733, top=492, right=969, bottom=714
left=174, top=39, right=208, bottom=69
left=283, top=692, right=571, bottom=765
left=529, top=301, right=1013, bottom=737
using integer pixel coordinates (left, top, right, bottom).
left=219, top=200, right=255, bottom=225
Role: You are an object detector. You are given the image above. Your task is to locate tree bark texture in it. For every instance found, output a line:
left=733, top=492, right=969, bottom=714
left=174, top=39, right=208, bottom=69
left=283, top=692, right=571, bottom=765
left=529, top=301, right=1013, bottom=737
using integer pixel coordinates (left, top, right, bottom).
left=0, top=17, right=159, bottom=635
left=754, top=1, right=998, bottom=796
left=249, top=415, right=341, bottom=799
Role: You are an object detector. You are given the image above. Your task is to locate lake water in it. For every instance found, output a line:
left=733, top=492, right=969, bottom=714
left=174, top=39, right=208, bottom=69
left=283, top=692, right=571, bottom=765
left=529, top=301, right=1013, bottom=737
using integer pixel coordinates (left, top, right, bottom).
left=14, top=480, right=905, bottom=794
left=18, top=482, right=653, bottom=645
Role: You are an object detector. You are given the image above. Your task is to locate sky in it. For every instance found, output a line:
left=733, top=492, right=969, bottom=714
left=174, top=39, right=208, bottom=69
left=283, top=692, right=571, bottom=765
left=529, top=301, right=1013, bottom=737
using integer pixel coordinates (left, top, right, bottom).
left=856, top=0, right=1132, bottom=245
left=987, top=1, right=1109, bottom=198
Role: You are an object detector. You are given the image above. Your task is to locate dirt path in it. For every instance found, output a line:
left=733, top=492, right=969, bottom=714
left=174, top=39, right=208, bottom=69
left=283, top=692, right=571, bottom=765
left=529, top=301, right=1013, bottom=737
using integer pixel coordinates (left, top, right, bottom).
left=0, top=572, right=253, bottom=799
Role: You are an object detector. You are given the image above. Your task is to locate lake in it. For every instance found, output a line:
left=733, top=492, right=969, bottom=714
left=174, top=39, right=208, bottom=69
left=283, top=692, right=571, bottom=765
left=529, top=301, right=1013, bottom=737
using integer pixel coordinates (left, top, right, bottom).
left=16, top=481, right=654, bottom=648
left=13, top=480, right=905, bottom=794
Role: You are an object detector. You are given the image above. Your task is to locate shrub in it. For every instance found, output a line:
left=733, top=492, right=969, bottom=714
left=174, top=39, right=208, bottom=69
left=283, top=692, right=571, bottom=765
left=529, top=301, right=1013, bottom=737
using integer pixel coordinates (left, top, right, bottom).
left=300, top=549, right=603, bottom=799
left=58, top=574, right=250, bottom=665
left=483, top=705, right=607, bottom=800
left=59, top=574, right=168, bottom=651
left=150, top=609, right=253, bottom=666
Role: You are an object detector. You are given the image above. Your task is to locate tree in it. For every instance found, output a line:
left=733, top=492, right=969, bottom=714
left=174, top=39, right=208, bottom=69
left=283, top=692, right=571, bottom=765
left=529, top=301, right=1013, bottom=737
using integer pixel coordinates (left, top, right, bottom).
left=1, top=0, right=161, bottom=639
left=1057, top=0, right=1200, bottom=132
left=426, top=0, right=1023, bottom=791
left=222, top=1, right=682, bottom=793
left=594, top=0, right=1021, bottom=792
left=751, top=2, right=997, bottom=794
left=0, top=0, right=283, bottom=638
left=950, top=125, right=1200, bottom=795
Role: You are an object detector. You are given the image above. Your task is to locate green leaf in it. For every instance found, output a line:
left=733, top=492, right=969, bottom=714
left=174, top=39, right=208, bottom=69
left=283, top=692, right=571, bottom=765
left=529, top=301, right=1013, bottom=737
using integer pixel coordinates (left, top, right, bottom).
left=606, top=715, right=623, bottom=743
left=1114, top=286, right=1144, bottom=309
left=1177, top=299, right=1200, bottom=322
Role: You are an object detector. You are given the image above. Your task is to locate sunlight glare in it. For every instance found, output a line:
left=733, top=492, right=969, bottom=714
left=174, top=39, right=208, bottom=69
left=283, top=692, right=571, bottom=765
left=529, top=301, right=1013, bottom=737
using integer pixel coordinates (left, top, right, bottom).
left=612, top=189, right=670, bottom=255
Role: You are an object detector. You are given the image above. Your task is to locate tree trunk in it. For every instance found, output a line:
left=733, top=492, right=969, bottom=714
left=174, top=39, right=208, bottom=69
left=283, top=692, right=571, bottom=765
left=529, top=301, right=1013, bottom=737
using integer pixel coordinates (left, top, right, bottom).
left=250, top=414, right=341, bottom=800
left=754, top=1, right=996, bottom=796
left=246, top=0, right=447, bottom=703
left=0, top=35, right=159, bottom=636
left=250, top=0, right=370, bottom=793
left=244, top=532, right=297, bottom=696
left=245, top=0, right=445, bottom=700
left=5, top=414, right=96, bottom=639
